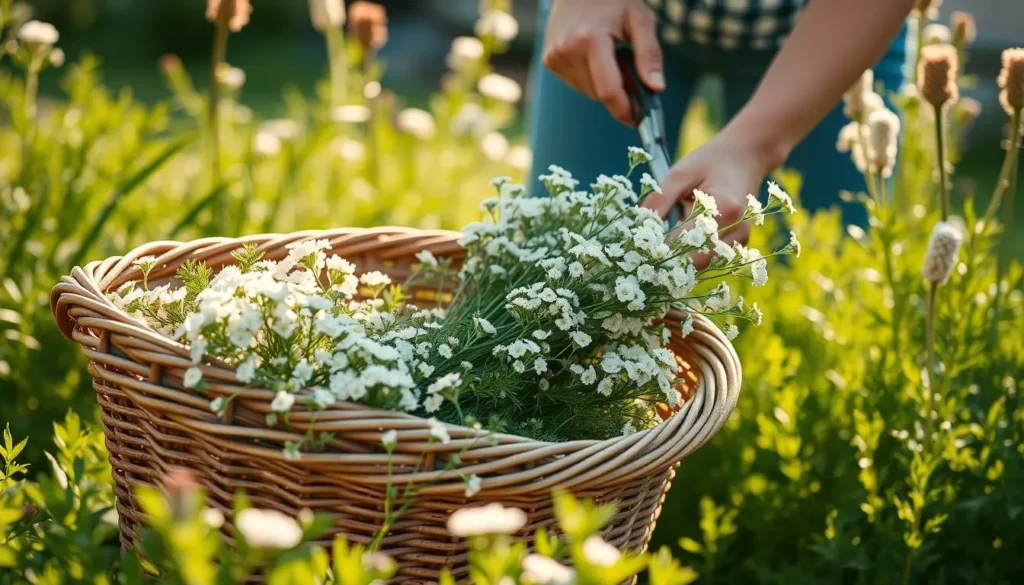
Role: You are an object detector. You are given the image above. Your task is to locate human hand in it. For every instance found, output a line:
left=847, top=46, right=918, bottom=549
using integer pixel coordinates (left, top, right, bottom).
left=541, top=0, right=664, bottom=125
left=642, top=127, right=782, bottom=268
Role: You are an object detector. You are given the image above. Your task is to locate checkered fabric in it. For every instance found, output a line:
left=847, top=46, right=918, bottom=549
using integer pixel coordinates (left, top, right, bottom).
left=646, top=0, right=804, bottom=51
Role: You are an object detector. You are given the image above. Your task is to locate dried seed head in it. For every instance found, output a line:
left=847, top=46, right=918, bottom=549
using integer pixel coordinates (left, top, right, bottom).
left=950, top=11, right=976, bottom=46
left=923, top=23, right=951, bottom=46
left=206, top=0, right=252, bottom=32
left=922, top=221, right=963, bottom=285
left=843, top=70, right=884, bottom=119
left=918, top=45, right=959, bottom=107
left=868, top=108, right=901, bottom=178
left=997, top=47, right=1024, bottom=114
left=348, top=1, right=388, bottom=51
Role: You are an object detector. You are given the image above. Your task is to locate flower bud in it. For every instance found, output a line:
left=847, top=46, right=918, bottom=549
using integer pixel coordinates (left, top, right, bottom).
left=922, top=221, right=963, bottom=285
left=997, top=47, right=1024, bottom=114
left=950, top=11, right=976, bottom=47
left=917, top=44, right=959, bottom=108
left=309, top=0, right=345, bottom=32
left=17, top=20, right=59, bottom=48
left=215, top=63, right=246, bottom=91
left=348, top=1, right=388, bottom=51
left=206, top=0, right=252, bottom=32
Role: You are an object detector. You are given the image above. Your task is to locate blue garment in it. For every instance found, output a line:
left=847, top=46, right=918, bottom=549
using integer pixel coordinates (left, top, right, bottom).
left=526, top=1, right=911, bottom=227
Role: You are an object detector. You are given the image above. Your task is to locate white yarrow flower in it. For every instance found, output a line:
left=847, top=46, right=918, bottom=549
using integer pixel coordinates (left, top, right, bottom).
left=464, top=474, right=482, bottom=497
left=183, top=367, right=203, bottom=388
left=271, top=391, right=296, bottom=413
left=235, top=508, right=303, bottom=549
left=522, top=554, right=576, bottom=585
left=447, top=503, right=527, bottom=536
left=474, top=10, right=519, bottom=42
left=478, top=73, right=522, bottom=103
left=582, top=535, right=622, bottom=567
left=381, top=429, right=398, bottom=449
left=18, top=20, right=59, bottom=46
left=427, top=417, right=451, bottom=443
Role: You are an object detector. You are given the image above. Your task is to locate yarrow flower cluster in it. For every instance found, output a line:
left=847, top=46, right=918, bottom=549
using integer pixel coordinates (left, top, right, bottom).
left=110, top=150, right=797, bottom=451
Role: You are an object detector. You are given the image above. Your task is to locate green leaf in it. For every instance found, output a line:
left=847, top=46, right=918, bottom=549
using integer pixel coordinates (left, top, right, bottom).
left=168, top=182, right=231, bottom=239
left=67, top=135, right=193, bottom=269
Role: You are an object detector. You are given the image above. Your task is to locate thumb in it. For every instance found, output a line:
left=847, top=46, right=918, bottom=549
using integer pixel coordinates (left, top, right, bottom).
left=627, top=6, right=664, bottom=92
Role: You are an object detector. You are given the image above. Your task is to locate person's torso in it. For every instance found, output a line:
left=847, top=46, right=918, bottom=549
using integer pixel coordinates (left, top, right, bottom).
left=646, top=0, right=807, bottom=51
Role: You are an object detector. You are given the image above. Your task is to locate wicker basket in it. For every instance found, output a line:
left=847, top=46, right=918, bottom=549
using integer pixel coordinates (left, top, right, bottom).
left=51, top=227, right=742, bottom=583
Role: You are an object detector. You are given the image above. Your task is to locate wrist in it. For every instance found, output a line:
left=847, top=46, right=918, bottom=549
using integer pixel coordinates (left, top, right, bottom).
left=720, top=106, right=796, bottom=176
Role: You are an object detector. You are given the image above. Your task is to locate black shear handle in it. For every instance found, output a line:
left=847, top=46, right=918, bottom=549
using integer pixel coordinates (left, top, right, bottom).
left=614, top=43, right=661, bottom=126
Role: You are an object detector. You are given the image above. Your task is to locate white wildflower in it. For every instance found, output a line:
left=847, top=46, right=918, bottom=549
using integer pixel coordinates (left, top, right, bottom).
left=475, top=10, right=519, bottom=42
left=235, top=508, right=303, bottom=549
left=236, top=356, right=257, bottom=383
left=423, top=393, right=444, bottom=413
left=745, top=194, right=764, bottom=225
left=438, top=343, right=453, bottom=359
left=308, top=0, right=345, bottom=31
left=427, top=417, right=450, bottom=443
left=396, top=108, right=437, bottom=140
left=522, top=555, right=575, bottom=585
left=627, top=146, right=653, bottom=166
left=639, top=173, right=661, bottom=196
left=183, top=367, right=203, bottom=388
left=464, top=474, right=482, bottom=497
left=767, top=182, right=796, bottom=214
left=582, top=536, right=622, bottom=567
left=478, top=73, right=522, bottom=103
left=359, top=271, right=391, bottom=288
left=18, top=20, right=59, bottom=46
left=415, top=249, right=438, bottom=267
left=693, top=189, right=719, bottom=216
left=381, top=429, right=398, bottom=449
left=271, top=391, right=296, bottom=413
left=447, top=36, right=485, bottom=71
left=571, top=330, right=592, bottom=347
left=475, top=316, right=497, bottom=335
left=447, top=503, right=526, bottom=537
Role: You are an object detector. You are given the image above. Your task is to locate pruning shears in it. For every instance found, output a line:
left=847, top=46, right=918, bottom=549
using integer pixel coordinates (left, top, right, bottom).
left=615, top=43, right=684, bottom=226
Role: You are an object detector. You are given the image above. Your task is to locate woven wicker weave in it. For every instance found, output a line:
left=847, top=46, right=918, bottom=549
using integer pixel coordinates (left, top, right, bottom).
left=51, top=227, right=742, bottom=583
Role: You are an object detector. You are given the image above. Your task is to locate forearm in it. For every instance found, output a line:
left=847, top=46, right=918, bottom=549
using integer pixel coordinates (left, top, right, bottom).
left=728, top=0, right=916, bottom=172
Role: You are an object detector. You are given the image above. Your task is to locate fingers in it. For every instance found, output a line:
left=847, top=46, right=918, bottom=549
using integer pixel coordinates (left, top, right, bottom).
left=585, top=34, right=632, bottom=125
left=643, top=162, right=699, bottom=219
left=626, top=6, right=664, bottom=92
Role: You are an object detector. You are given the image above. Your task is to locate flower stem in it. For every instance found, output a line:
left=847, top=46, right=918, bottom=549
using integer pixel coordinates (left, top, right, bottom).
left=912, top=16, right=924, bottom=85
left=983, top=108, right=1022, bottom=221
left=325, top=27, right=348, bottom=107
left=207, top=21, right=230, bottom=230
left=924, top=281, right=937, bottom=438
left=992, top=107, right=1022, bottom=332
left=933, top=104, right=949, bottom=222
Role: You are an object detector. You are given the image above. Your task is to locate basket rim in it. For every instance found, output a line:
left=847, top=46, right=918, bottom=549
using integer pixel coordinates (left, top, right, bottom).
left=51, top=226, right=741, bottom=457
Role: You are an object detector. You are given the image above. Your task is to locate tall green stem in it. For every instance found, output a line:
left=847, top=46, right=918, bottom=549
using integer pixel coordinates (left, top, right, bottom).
left=924, top=282, right=937, bottom=437
left=325, top=27, right=348, bottom=107
left=933, top=104, right=949, bottom=222
left=993, top=108, right=1022, bottom=329
left=912, top=16, right=924, bottom=85
left=207, top=21, right=230, bottom=230
left=983, top=109, right=1022, bottom=221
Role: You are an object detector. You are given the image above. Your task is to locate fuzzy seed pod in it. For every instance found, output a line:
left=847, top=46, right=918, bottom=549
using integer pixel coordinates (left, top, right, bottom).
left=868, top=108, right=901, bottom=178
left=918, top=45, right=959, bottom=108
left=842, top=70, right=884, bottom=119
left=206, top=0, right=252, bottom=32
left=348, top=1, right=388, bottom=51
left=922, top=221, right=963, bottom=285
left=951, top=11, right=976, bottom=46
left=997, top=48, right=1024, bottom=114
